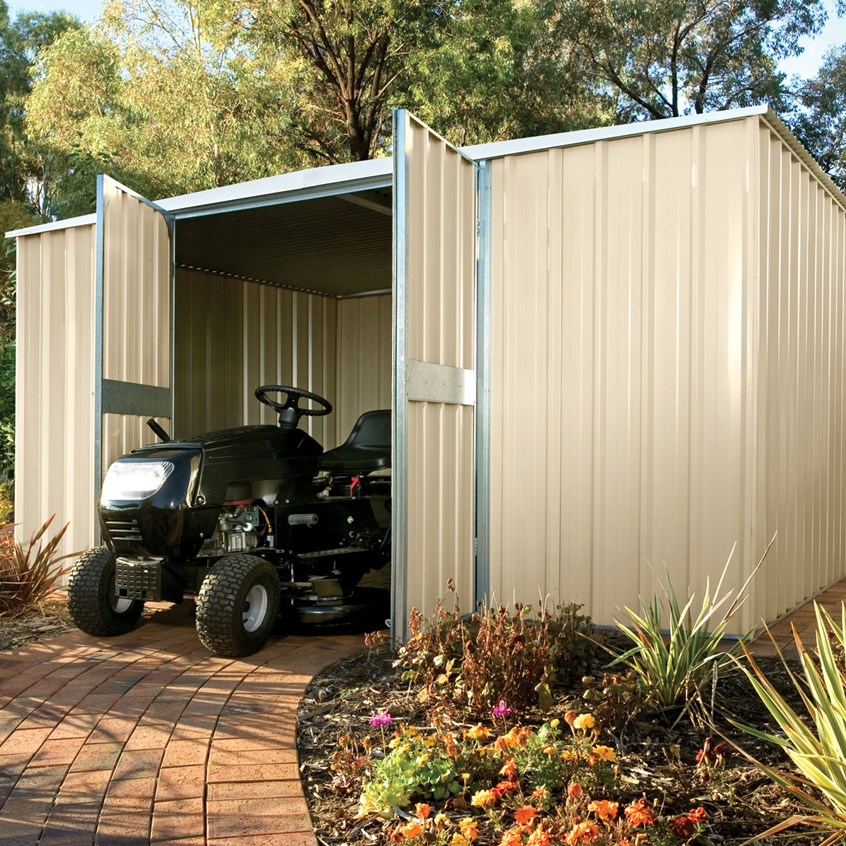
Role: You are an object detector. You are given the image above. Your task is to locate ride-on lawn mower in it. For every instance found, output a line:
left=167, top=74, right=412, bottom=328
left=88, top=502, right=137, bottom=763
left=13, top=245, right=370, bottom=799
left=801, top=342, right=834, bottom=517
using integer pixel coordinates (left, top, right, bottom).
left=67, top=386, right=391, bottom=657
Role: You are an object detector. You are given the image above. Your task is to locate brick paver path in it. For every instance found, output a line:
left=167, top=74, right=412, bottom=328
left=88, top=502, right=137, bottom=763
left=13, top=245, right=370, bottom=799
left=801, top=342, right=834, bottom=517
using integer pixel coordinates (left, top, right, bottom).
left=0, top=603, right=364, bottom=846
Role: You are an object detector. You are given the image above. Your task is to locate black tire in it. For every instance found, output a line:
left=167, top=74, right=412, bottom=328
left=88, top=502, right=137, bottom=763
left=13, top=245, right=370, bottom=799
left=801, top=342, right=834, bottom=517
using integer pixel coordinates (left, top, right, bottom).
left=67, top=546, right=144, bottom=637
left=195, top=554, right=280, bottom=657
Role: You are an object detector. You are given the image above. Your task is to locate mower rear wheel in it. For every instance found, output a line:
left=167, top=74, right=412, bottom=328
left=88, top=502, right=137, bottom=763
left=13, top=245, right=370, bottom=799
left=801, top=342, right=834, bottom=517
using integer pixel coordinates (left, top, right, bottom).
left=67, top=546, right=144, bottom=636
left=195, top=554, right=280, bottom=657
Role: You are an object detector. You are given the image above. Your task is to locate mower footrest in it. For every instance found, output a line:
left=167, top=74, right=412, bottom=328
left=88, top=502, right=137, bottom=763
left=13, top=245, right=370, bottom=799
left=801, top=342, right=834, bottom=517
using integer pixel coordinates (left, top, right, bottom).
left=116, top=558, right=162, bottom=601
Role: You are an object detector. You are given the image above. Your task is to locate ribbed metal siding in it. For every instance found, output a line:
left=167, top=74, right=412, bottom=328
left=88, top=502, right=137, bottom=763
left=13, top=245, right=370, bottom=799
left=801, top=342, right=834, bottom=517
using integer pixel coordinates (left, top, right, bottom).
left=101, top=179, right=170, bottom=387
left=15, top=224, right=96, bottom=558
left=102, top=414, right=171, bottom=469
left=488, top=117, right=783, bottom=632
left=173, top=269, right=339, bottom=447
left=752, top=124, right=846, bottom=626
left=335, top=295, right=392, bottom=441
left=401, top=116, right=476, bottom=620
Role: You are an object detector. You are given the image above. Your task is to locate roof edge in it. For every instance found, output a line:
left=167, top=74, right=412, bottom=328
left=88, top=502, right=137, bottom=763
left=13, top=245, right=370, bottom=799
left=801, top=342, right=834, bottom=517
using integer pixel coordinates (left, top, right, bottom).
left=6, top=212, right=95, bottom=239
left=460, top=105, right=771, bottom=159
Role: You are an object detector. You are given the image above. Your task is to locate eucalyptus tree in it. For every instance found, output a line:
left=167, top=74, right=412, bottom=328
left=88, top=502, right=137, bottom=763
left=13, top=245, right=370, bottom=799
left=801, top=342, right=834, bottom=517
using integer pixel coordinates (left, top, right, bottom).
left=540, top=0, right=830, bottom=121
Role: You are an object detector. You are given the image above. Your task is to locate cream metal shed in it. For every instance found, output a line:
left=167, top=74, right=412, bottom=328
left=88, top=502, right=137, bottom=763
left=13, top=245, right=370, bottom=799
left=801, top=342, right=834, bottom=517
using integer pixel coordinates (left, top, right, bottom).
left=9, top=105, right=846, bottom=637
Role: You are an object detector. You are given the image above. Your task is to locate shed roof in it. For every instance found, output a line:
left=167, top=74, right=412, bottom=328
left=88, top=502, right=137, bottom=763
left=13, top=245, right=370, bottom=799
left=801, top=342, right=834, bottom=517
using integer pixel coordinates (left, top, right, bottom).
left=8, top=105, right=843, bottom=238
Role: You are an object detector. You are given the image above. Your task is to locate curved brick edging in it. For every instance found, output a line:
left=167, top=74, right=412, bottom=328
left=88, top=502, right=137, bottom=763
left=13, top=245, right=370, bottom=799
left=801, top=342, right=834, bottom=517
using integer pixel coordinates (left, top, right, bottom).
left=0, top=603, right=364, bottom=846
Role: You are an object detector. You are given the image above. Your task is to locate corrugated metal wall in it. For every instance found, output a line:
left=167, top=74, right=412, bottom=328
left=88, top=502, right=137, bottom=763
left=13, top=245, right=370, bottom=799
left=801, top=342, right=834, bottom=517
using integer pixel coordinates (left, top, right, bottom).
left=174, top=271, right=391, bottom=449
left=102, top=179, right=170, bottom=387
left=751, top=123, right=846, bottom=626
left=15, top=224, right=96, bottom=558
left=487, top=115, right=846, bottom=633
left=400, top=115, right=477, bottom=621
left=102, top=414, right=172, bottom=469
left=335, top=295, right=392, bottom=439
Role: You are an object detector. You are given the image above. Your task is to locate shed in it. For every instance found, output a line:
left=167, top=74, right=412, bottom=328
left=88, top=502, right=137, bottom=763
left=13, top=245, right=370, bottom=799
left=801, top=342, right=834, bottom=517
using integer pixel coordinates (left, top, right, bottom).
left=9, top=105, right=846, bottom=638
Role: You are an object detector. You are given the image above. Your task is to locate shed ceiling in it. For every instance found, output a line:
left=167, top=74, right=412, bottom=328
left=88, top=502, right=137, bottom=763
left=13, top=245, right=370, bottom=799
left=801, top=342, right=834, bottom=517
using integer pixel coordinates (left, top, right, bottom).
left=174, top=190, right=392, bottom=297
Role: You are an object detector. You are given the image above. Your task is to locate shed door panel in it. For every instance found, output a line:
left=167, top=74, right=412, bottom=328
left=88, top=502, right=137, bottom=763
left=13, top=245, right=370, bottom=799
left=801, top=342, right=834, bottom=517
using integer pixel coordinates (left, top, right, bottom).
left=97, top=175, right=172, bottom=504
left=393, top=111, right=477, bottom=636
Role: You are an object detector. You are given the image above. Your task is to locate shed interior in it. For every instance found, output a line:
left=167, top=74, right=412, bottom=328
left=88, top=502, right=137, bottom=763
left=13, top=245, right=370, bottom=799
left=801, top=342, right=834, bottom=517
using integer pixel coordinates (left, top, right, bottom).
left=170, top=187, right=394, bottom=448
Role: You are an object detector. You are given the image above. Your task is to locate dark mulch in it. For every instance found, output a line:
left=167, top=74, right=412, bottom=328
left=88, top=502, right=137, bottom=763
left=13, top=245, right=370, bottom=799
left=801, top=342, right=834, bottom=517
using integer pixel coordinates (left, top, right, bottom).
left=0, top=594, right=76, bottom=652
left=298, top=636, right=820, bottom=846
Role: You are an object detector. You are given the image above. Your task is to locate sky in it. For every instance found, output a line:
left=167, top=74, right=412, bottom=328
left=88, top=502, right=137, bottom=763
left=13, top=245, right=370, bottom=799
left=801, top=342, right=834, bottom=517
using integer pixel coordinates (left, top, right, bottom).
left=6, top=0, right=846, bottom=82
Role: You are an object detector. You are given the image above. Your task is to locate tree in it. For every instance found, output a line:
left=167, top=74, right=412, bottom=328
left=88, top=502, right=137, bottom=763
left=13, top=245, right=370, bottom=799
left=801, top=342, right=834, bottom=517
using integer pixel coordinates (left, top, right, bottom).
left=540, top=0, right=828, bottom=121
left=790, top=43, right=846, bottom=190
left=26, top=1, right=301, bottom=214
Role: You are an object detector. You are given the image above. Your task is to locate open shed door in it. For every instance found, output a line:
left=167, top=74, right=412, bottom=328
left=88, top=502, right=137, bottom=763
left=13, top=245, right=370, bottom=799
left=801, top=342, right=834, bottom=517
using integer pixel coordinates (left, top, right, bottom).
left=392, top=111, right=478, bottom=639
left=95, top=175, right=173, bottom=537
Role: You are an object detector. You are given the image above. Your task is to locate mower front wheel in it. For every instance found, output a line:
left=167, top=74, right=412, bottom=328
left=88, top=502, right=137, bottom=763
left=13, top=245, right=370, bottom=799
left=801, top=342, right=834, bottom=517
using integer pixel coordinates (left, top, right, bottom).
left=195, top=554, right=280, bottom=657
left=67, top=547, right=144, bottom=636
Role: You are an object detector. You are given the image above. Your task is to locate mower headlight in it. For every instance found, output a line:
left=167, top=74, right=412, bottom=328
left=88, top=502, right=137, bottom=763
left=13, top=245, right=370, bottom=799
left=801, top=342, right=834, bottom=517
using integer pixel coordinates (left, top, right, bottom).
left=100, top=461, right=175, bottom=502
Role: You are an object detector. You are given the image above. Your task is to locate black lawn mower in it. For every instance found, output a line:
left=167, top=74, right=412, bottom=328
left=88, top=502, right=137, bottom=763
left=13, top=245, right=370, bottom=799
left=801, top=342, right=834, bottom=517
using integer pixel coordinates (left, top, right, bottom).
left=66, top=386, right=391, bottom=657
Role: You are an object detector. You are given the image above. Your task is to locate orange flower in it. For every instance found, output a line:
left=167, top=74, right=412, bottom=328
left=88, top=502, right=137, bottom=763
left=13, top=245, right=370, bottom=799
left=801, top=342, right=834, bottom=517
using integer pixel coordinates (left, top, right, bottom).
left=459, top=818, right=479, bottom=841
left=591, top=745, right=617, bottom=762
left=542, top=745, right=557, bottom=756
left=494, top=779, right=517, bottom=796
left=400, top=820, right=425, bottom=838
left=561, top=749, right=576, bottom=761
left=527, top=826, right=552, bottom=846
left=565, top=710, right=578, bottom=726
left=500, top=827, right=523, bottom=846
left=587, top=799, right=618, bottom=822
left=624, top=798, right=656, bottom=827
left=500, top=758, right=518, bottom=779
left=687, top=807, right=708, bottom=823
left=668, top=815, right=695, bottom=839
left=415, top=803, right=431, bottom=820
left=471, top=789, right=498, bottom=809
left=515, top=806, right=537, bottom=825
left=494, top=726, right=531, bottom=751
left=531, top=787, right=549, bottom=801
left=450, top=836, right=470, bottom=846
left=567, top=782, right=583, bottom=798
left=565, top=821, right=599, bottom=845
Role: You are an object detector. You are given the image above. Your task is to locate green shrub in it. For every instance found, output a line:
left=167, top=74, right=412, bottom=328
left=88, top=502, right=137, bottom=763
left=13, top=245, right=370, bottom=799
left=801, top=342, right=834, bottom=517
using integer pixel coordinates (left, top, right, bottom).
left=609, top=542, right=766, bottom=714
left=0, top=515, right=73, bottom=617
left=734, top=603, right=846, bottom=839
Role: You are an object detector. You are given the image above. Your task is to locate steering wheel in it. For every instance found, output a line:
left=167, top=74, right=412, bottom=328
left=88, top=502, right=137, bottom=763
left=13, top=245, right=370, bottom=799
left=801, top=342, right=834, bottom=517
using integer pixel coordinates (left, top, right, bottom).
left=255, top=385, right=332, bottom=430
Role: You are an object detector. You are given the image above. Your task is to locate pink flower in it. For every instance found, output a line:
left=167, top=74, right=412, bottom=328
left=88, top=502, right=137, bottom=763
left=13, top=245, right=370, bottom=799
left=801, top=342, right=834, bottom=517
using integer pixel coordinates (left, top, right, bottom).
left=492, top=700, right=513, bottom=719
left=370, top=711, right=392, bottom=728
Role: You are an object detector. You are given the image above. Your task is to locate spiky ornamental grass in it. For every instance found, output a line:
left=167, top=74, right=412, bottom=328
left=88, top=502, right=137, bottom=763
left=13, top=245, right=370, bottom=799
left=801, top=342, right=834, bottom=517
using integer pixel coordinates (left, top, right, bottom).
left=0, top=515, right=74, bottom=618
left=609, top=539, right=772, bottom=714
left=734, top=603, right=846, bottom=844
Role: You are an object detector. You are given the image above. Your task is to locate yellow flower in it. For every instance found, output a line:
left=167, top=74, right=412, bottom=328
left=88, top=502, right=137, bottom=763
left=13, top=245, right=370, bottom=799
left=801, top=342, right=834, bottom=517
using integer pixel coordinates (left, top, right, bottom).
left=451, top=836, right=470, bottom=846
left=561, top=749, right=576, bottom=761
left=471, top=789, right=498, bottom=809
left=591, top=745, right=616, bottom=762
left=550, top=718, right=560, bottom=728
left=542, top=745, right=557, bottom=756
left=435, top=813, right=449, bottom=828
left=467, top=724, right=492, bottom=741
left=573, top=713, right=596, bottom=731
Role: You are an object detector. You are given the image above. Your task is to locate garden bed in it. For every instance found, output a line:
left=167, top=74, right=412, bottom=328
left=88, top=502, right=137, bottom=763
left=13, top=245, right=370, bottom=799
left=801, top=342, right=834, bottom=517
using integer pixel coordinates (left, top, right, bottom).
left=297, top=628, right=819, bottom=846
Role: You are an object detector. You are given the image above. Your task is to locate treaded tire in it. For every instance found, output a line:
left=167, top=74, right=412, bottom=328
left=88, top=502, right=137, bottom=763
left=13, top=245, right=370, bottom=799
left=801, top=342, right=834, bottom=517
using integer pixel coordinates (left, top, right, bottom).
left=195, top=554, right=280, bottom=657
left=67, top=546, right=144, bottom=637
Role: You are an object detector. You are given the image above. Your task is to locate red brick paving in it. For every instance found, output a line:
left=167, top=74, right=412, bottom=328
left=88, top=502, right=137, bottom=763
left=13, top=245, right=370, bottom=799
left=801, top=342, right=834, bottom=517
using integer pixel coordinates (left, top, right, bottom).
left=0, top=602, right=364, bottom=845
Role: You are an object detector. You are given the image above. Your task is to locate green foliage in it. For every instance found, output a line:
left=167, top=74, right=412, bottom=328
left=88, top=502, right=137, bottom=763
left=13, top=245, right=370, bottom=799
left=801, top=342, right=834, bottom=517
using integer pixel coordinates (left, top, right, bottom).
left=358, top=728, right=463, bottom=818
left=541, top=0, right=828, bottom=120
left=734, top=603, right=846, bottom=839
left=0, top=515, right=72, bottom=618
left=396, top=592, right=596, bottom=717
left=610, top=543, right=764, bottom=712
left=790, top=44, right=846, bottom=190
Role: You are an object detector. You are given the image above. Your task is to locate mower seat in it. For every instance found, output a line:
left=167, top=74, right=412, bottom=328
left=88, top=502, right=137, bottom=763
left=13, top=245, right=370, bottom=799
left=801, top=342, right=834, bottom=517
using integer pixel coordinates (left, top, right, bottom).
left=320, top=410, right=391, bottom=474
